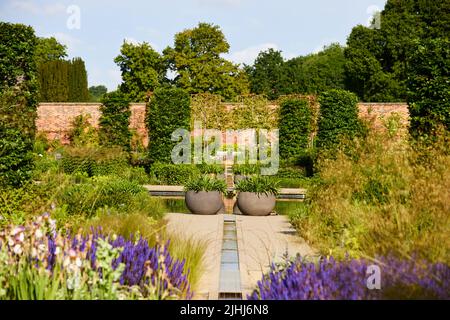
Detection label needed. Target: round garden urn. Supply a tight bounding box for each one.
[237,192,276,216]
[185,191,223,215]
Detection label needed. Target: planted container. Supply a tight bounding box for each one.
[235,176,280,216]
[184,176,227,215]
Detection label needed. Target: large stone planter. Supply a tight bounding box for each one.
[237,192,276,216]
[185,191,223,215]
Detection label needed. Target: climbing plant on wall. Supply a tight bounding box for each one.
[190,93,230,130]
[231,95,278,130]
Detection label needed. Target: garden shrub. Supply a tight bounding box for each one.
[99,91,131,151]
[147,88,190,164]
[61,146,128,177]
[316,89,362,151]
[407,38,450,142]
[279,98,312,159]
[58,175,162,218]
[0,23,38,187]
[149,163,200,185]
[68,114,98,147]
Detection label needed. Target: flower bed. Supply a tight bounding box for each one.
[248,255,449,300]
[0,214,191,300]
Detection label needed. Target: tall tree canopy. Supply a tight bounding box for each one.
[89,85,108,102]
[345,0,450,102]
[163,22,249,100]
[34,37,67,66]
[114,41,165,102]
[245,48,286,100]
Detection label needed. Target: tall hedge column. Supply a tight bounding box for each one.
[0,23,38,187]
[317,89,362,151]
[147,88,191,164]
[279,98,312,159]
[99,91,131,151]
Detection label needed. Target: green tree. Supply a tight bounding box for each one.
[279,98,312,159]
[38,60,70,102]
[147,88,191,164]
[68,57,89,102]
[245,48,286,100]
[89,85,108,102]
[317,89,362,151]
[344,0,450,102]
[407,38,450,141]
[34,37,67,66]
[285,44,346,95]
[99,91,131,150]
[0,22,38,187]
[163,22,249,100]
[114,41,165,102]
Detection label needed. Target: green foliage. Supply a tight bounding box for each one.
[67,114,99,147]
[99,91,131,150]
[284,44,346,95]
[147,88,191,164]
[38,58,89,102]
[61,146,128,177]
[190,93,229,130]
[279,98,312,159]
[34,37,67,66]
[89,85,107,102]
[58,175,163,218]
[0,23,38,187]
[235,175,280,196]
[68,58,89,102]
[196,163,224,175]
[232,163,260,175]
[317,89,362,151]
[245,48,286,100]
[115,41,165,102]
[231,95,278,129]
[407,38,450,141]
[184,175,227,194]
[344,0,450,102]
[164,22,249,100]
[38,60,70,102]
[150,163,200,185]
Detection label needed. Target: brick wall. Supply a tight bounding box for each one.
[36,102,409,146]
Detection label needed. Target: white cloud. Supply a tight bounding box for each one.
[10,0,65,16]
[225,43,279,66]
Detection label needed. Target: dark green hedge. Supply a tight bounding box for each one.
[0,23,38,187]
[279,98,312,159]
[317,89,362,151]
[99,91,131,151]
[407,38,450,141]
[147,88,191,164]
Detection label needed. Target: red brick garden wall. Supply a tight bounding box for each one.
[36,102,409,146]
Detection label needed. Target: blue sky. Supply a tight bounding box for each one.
[1,0,387,91]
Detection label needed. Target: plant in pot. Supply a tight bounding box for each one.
[197,163,225,179]
[232,163,260,184]
[184,176,227,215]
[235,176,280,216]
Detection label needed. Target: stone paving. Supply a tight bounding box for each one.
[164,212,315,300]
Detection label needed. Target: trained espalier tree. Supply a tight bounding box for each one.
[99,91,132,151]
[147,88,191,164]
[0,22,38,187]
[163,23,249,100]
